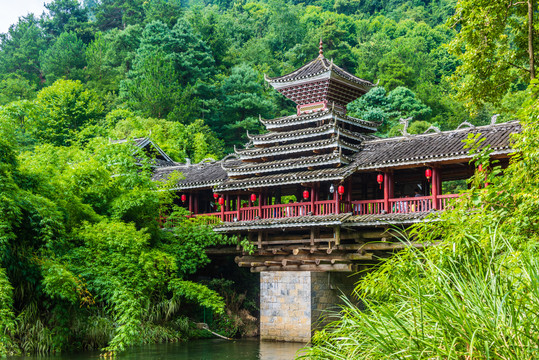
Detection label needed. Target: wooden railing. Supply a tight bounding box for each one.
[351,199,385,215]
[160,193,461,226]
[438,194,460,209]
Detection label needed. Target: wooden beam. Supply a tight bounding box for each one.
[250,263,357,272]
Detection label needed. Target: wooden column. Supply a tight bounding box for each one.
[225,194,230,211]
[310,184,315,215]
[188,192,193,215]
[258,192,262,218]
[432,168,440,210]
[334,186,340,214]
[220,198,225,221]
[345,178,352,213]
[334,226,341,246]
[236,195,241,221]
[383,172,391,213]
[193,191,198,215]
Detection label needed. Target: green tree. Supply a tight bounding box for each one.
[29,79,105,146]
[447,0,538,111]
[0,14,46,87]
[40,31,87,85]
[120,50,181,118]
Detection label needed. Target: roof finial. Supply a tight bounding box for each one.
[319,38,323,57]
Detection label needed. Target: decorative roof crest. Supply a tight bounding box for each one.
[456,121,475,130]
[491,114,500,125]
[319,38,323,57]
[423,125,441,134]
[399,117,413,138]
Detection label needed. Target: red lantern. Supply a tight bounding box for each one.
[337,185,344,195]
[250,193,257,202]
[377,174,384,189]
[181,194,187,202]
[213,193,219,200]
[478,164,483,172]
[303,190,310,200]
[425,168,432,182]
[218,197,224,206]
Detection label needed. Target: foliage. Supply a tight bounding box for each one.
[447,0,538,112]
[302,83,539,359]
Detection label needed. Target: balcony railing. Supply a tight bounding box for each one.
[159,194,461,227]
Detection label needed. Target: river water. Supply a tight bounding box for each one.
[9,339,307,360]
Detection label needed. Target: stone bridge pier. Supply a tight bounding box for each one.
[259,271,359,343]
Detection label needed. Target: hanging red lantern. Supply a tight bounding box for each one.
[425,168,432,182]
[181,194,187,202]
[250,193,257,202]
[213,193,219,200]
[337,185,344,195]
[303,190,310,200]
[218,197,224,206]
[377,174,384,189]
[478,164,483,172]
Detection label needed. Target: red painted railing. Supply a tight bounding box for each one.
[223,211,237,222]
[192,213,221,225]
[261,203,311,219]
[438,194,460,209]
[314,200,336,215]
[351,199,385,215]
[161,193,462,226]
[389,196,433,213]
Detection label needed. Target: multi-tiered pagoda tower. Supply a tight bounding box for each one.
[218,41,378,201]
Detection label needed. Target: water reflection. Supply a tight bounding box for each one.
[9,339,307,360]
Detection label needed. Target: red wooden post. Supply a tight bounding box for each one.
[193,191,198,215]
[220,199,225,221]
[334,186,340,214]
[225,195,230,211]
[258,193,262,218]
[188,192,193,215]
[310,185,315,215]
[236,195,241,221]
[346,178,352,212]
[388,172,394,199]
[383,172,390,213]
[432,168,439,210]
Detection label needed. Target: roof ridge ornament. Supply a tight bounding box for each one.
[423,125,441,134]
[399,117,413,138]
[220,154,240,171]
[319,38,323,57]
[491,114,500,125]
[456,121,475,130]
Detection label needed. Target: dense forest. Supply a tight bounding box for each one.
[0,0,537,356]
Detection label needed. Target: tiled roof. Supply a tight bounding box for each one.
[248,123,369,146]
[260,109,379,132]
[213,211,439,232]
[152,160,232,190]
[214,214,351,232]
[112,137,175,165]
[265,56,374,88]
[224,152,351,177]
[344,211,440,227]
[234,137,360,160]
[215,167,353,192]
[351,121,519,171]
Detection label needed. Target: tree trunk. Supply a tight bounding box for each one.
[529,0,536,79]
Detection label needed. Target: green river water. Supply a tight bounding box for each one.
[8,339,306,360]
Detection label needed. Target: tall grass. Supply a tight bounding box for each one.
[303,230,539,359]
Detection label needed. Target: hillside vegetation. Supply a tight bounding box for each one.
[0,0,537,356]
